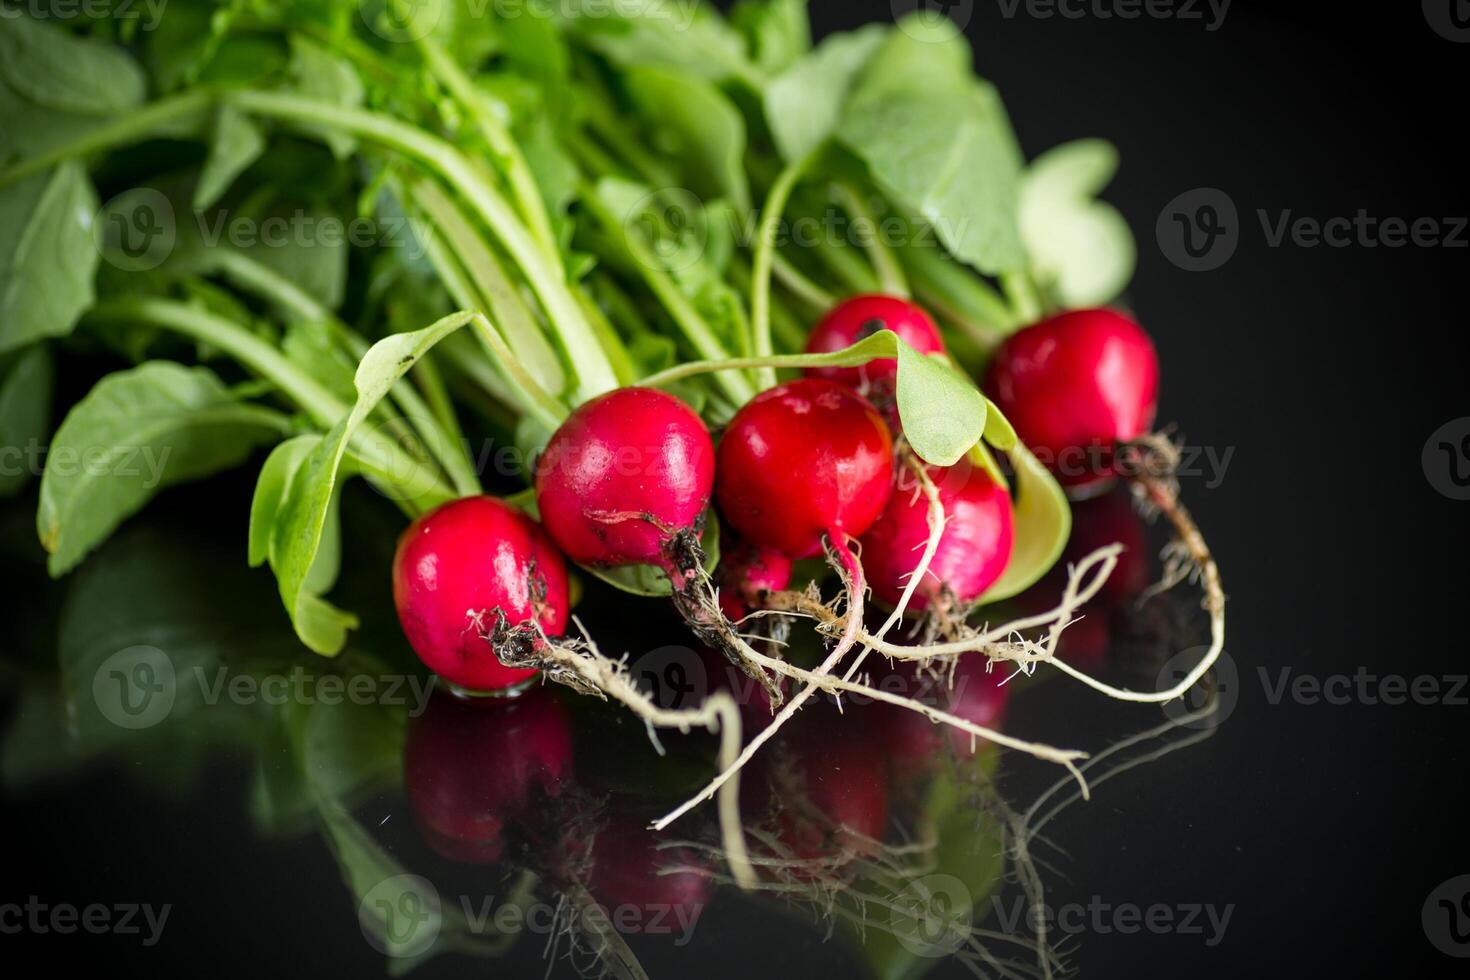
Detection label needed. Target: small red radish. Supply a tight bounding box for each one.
[535,387,714,580]
[803,294,945,391]
[717,379,894,560]
[404,688,573,863]
[393,496,569,694]
[716,532,793,620]
[984,308,1159,489]
[859,461,1015,613]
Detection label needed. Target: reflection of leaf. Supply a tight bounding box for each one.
[1020,139,1135,307]
[981,443,1070,602]
[0,346,54,498]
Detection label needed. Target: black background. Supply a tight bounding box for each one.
[4,1,1468,977]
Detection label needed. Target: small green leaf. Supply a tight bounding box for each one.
[269,312,474,655]
[0,346,54,498]
[38,362,284,576]
[249,436,319,569]
[1019,139,1136,307]
[194,105,266,210]
[287,35,363,159]
[624,65,751,212]
[981,443,1070,602]
[763,24,887,163]
[981,398,1018,451]
[0,162,99,355]
[730,0,811,73]
[0,15,145,114]
[896,344,987,467]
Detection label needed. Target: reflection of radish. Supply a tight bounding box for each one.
[803,294,945,391]
[859,461,1015,613]
[1066,488,1149,604]
[404,689,573,864]
[587,804,710,924]
[393,497,569,693]
[884,658,1011,764]
[765,707,891,862]
[984,308,1158,489]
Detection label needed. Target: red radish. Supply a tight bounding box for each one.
[859,461,1015,613]
[404,688,573,863]
[535,387,714,579]
[804,294,945,390]
[393,496,569,694]
[717,379,894,561]
[716,532,793,620]
[984,308,1159,489]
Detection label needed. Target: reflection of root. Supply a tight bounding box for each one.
[490,615,756,890]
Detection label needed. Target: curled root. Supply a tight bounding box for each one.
[487,613,757,890]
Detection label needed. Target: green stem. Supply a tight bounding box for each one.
[470,315,569,434]
[638,335,898,389]
[211,249,482,497]
[226,90,619,402]
[578,188,756,407]
[833,182,909,298]
[812,236,880,294]
[83,297,455,510]
[751,152,816,389]
[1002,270,1043,324]
[407,177,567,397]
[417,38,563,272]
[770,253,836,313]
[0,91,211,188]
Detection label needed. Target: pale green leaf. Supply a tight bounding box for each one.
[896,345,988,467]
[1019,139,1135,307]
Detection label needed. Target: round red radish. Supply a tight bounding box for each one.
[535,387,714,571]
[716,379,895,559]
[404,688,573,863]
[804,294,945,390]
[860,461,1015,612]
[984,308,1159,489]
[393,496,569,693]
[716,533,793,619]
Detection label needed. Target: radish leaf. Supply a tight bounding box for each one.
[980,442,1070,602]
[1019,139,1135,307]
[0,163,99,355]
[896,343,988,467]
[764,24,887,162]
[38,362,284,576]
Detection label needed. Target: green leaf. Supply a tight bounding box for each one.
[567,3,756,84]
[0,163,99,355]
[38,362,284,576]
[730,0,811,74]
[838,23,1027,275]
[895,344,988,467]
[581,512,721,598]
[286,35,363,160]
[1019,139,1136,307]
[763,24,887,162]
[624,65,751,212]
[194,105,266,210]
[0,346,54,497]
[981,442,1070,602]
[0,15,145,114]
[268,312,475,655]
[981,398,1018,451]
[248,435,319,569]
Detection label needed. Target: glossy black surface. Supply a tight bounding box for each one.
[4,3,1467,977]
